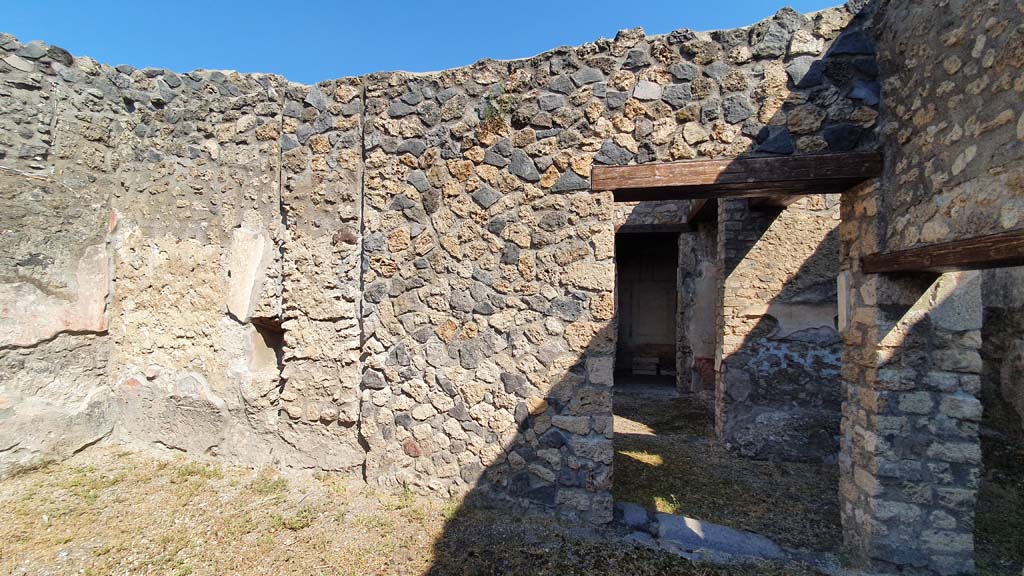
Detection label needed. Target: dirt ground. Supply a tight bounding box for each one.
[612,383,1024,575]
[975,431,1024,576]
[0,447,825,576]
[612,384,842,552]
[0,386,1015,576]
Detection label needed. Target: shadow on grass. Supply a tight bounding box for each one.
[611,389,842,553]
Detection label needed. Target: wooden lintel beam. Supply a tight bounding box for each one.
[592,152,882,194]
[861,229,1024,274]
[612,178,854,202]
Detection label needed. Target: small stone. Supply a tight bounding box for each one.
[632,80,662,101]
[407,170,430,193]
[669,62,698,81]
[823,124,863,151]
[304,86,327,111]
[510,150,540,182]
[471,186,501,208]
[594,141,634,165]
[789,29,824,55]
[662,84,692,108]
[550,171,589,192]
[389,100,416,117]
[682,122,709,145]
[571,67,605,86]
[787,56,824,87]
[830,29,874,55]
[757,126,794,154]
[623,48,650,69]
[538,93,566,112]
[753,23,790,58]
[16,41,47,60]
[3,54,34,72]
[943,55,963,75]
[548,75,575,94]
[848,80,881,106]
[362,370,387,390]
[397,139,427,156]
[606,91,628,109]
[722,95,754,124]
[483,149,509,167]
[616,501,652,530]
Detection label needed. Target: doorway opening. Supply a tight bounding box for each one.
[614,232,678,390]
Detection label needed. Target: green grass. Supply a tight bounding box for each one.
[975,435,1024,575]
[249,470,288,495]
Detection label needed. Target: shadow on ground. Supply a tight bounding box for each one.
[611,385,842,553]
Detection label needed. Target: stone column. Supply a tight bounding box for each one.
[839,187,983,575]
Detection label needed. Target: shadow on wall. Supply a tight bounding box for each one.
[839,267,986,574]
[401,5,886,574]
[716,204,845,463]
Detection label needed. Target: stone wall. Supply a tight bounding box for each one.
[980,267,1024,440]
[1,40,116,474]
[0,2,881,523]
[677,219,717,395]
[837,0,1024,573]
[717,195,844,462]
[874,0,1024,251]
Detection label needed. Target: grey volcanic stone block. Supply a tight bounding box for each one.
[550,171,589,192]
[655,513,784,559]
[624,531,658,549]
[616,501,652,530]
[571,67,605,86]
[787,56,824,88]
[510,150,540,182]
[594,141,634,165]
[757,126,794,154]
[830,29,874,55]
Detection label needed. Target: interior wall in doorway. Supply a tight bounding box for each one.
[615,233,679,380]
[678,220,719,396]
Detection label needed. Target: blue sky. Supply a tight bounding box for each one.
[5,1,839,83]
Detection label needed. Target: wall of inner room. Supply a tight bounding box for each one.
[981,267,1024,441]
[676,215,718,397]
[716,195,844,462]
[615,233,678,382]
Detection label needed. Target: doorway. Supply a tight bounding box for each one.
[615,232,678,388]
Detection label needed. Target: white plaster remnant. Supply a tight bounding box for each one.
[226,226,269,323]
[0,244,109,347]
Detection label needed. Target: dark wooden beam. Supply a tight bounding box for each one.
[592,152,882,202]
[612,178,854,202]
[861,229,1024,274]
[615,223,690,234]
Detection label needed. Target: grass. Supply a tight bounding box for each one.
[612,388,842,552]
[0,447,826,576]
[975,433,1024,575]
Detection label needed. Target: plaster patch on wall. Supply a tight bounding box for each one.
[0,244,109,347]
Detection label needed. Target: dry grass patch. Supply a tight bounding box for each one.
[0,447,830,576]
